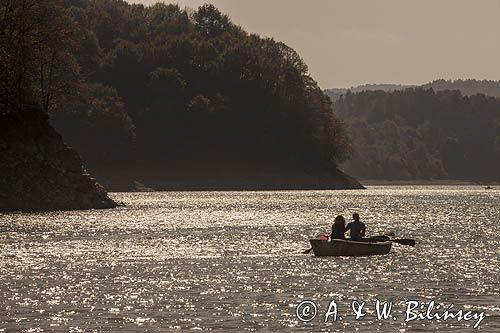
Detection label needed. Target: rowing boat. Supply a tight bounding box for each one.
[309,238,392,256]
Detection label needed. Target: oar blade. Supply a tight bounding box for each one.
[393,238,416,246]
[303,247,313,254]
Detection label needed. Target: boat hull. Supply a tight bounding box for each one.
[309,239,392,257]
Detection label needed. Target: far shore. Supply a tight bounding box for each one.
[360,179,499,186]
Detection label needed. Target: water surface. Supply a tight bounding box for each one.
[1,186,499,331]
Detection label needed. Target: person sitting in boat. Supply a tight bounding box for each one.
[330,215,346,239]
[346,213,366,241]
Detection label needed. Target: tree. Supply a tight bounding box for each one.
[192,4,230,38]
[0,0,80,113]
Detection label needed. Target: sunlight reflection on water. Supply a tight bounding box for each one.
[0,186,499,331]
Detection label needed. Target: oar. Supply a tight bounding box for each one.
[302,247,313,254]
[369,235,390,241]
[390,238,416,246]
[302,233,329,254]
[370,236,416,246]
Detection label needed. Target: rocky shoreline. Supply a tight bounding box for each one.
[90,168,365,192]
[0,108,117,212]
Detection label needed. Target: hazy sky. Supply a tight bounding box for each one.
[127,0,500,89]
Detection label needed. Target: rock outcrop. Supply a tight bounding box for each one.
[0,108,117,212]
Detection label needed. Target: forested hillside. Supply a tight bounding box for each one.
[2,0,360,190]
[335,88,500,181]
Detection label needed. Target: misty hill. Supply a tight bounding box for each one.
[422,79,500,98]
[334,88,500,181]
[39,1,361,190]
[325,84,412,102]
[325,79,500,101]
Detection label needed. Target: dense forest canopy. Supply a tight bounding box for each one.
[1,0,353,186]
[335,88,500,181]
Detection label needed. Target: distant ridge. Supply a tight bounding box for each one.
[325,79,500,101]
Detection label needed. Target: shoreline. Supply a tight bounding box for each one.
[360,179,498,186]
[90,169,365,192]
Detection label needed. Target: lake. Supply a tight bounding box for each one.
[1,186,499,332]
